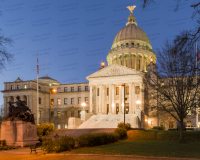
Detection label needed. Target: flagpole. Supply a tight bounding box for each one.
[196,41,198,128]
[37,53,39,125]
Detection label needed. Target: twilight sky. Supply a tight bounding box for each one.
[0,0,197,105]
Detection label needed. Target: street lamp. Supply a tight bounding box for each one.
[50,88,57,123]
[81,102,86,110]
[136,100,141,109]
[118,83,126,126]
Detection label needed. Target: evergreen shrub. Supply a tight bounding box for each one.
[114,128,127,139]
[37,123,54,140]
[117,122,131,130]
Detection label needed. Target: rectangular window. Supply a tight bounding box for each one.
[107,88,109,96]
[64,124,68,129]
[126,59,129,67]
[57,98,61,105]
[57,111,61,118]
[135,86,140,94]
[39,111,41,118]
[39,97,41,104]
[51,99,54,105]
[78,86,81,91]
[85,86,88,91]
[97,88,99,96]
[17,85,20,89]
[71,87,74,92]
[137,59,140,70]
[126,87,129,95]
[64,98,67,104]
[78,97,81,104]
[71,98,74,104]
[131,59,134,69]
[116,87,119,95]
[57,124,61,129]
[64,87,67,92]
[24,84,27,89]
[51,111,54,117]
[85,97,88,103]
[11,85,14,90]
[57,88,61,92]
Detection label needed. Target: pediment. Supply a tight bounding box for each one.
[86,64,144,80]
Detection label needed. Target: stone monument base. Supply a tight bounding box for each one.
[1,120,39,147]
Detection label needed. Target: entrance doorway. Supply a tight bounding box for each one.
[116,103,119,114]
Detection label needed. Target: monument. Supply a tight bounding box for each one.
[1,96,39,147]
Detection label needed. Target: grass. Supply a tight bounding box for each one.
[67,130,200,159]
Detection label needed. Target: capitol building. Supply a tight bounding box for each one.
[1,8,198,130]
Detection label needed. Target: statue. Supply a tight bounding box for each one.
[127,5,136,13]
[4,96,35,124]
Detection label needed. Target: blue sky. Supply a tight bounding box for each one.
[0,0,197,105]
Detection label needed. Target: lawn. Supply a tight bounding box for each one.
[70,140,200,159]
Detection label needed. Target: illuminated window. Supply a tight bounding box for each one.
[64,98,67,104]
[71,98,74,104]
[137,59,140,70]
[126,87,129,95]
[51,99,54,105]
[57,98,61,105]
[64,124,68,129]
[78,86,81,91]
[116,87,119,95]
[57,111,61,118]
[135,86,140,94]
[57,124,61,129]
[85,97,88,103]
[24,84,27,89]
[131,59,134,69]
[78,97,81,104]
[126,59,129,67]
[107,88,109,96]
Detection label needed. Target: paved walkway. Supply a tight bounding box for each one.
[0,147,199,160]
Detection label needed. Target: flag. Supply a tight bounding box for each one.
[37,55,39,75]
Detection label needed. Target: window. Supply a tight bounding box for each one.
[126,43,128,46]
[57,124,61,129]
[24,84,27,89]
[39,111,41,118]
[51,111,54,117]
[57,88,61,92]
[131,59,134,69]
[39,97,41,104]
[107,88,109,96]
[135,86,140,94]
[57,111,61,118]
[64,124,68,129]
[126,59,129,67]
[64,98,67,104]
[71,98,74,104]
[137,59,140,70]
[78,97,81,104]
[64,87,67,92]
[17,85,20,89]
[126,87,129,95]
[132,43,134,46]
[116,87,119,95]
[78,86,81,91]
[11,85,14,90]
[71,87,74,92]
[97,88,99,96]
[57,98,61,105]
[38,86,41,91]
[85,86,88,91]
[85,97,88,103]
[169,121,173,128]
[51,99,54,105]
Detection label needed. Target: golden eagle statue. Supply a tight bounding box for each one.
[126,5,136,13]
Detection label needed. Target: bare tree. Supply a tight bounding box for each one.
[146,40,200,142]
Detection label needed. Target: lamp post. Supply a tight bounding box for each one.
[50,88,57,123]
[136,100,141,109]
[118,83,126,126]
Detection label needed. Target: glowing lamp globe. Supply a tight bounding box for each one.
[150,57,154,63]
[101,61,105,67]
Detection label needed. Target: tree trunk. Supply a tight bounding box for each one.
[179,120,184,142]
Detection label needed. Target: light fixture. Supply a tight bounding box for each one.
[101,61,105,67]
[150,57,154,63]
[136,100,141,104]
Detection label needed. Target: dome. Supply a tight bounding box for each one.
[112,24,151,46]
[34,76,60,85]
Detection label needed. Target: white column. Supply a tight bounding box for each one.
[122,85,125,114]
[99,85,102,114]
[133,84,136,113]
[112,84,115,114]
[119,86,122,114]
[89,85,93,113]
[129,83,132,114]
[102,85,106,114]
[108,84,112,114]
